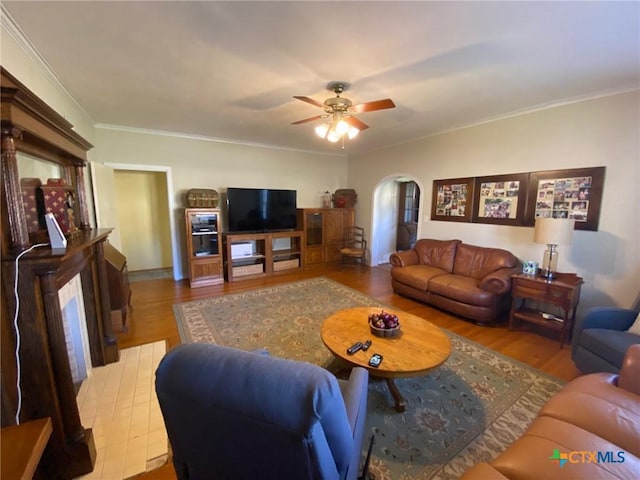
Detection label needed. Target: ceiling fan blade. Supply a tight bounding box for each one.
[291,115,325,125]
[351,99,396,114]
[346,116,369,131]
[293,96,324,108]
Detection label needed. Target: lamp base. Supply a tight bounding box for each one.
[541,244,559,280]
[540,268,556,280]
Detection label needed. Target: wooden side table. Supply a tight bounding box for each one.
[1,417,52,480]
[509,272,584,348]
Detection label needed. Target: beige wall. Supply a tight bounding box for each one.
[349,91,640,311]
[94,128,349,276]
[94,128,348,209]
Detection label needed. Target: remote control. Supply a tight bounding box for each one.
[347,342,364,355]
[362,340,372,351]
[368,353,383,368]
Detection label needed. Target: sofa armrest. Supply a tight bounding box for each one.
[338,367,369,480]
[389,249,419,267]
[572,307,637,355]
[478,268,517,294]
[338,367,369,433]
[575,307,636,331]
[617,344,640,396]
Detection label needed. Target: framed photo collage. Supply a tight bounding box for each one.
[431,167,605,231]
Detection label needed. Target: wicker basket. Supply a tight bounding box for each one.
[369,322,401,338]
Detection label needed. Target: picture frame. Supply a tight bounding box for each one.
[431,177,475,222]
[525,166,605,231]
[472,173,529,225]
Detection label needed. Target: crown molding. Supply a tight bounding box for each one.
[94,123,347,158]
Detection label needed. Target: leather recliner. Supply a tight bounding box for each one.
[155,343,370,480]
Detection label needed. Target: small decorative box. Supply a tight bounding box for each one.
[523,261,539,275]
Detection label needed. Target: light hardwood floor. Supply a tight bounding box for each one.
[125,265,581,480]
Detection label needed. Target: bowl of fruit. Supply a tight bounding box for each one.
[368,310,401,337]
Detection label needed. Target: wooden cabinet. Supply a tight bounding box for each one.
[185,209,223,287]
[509,272,584,347]
[298,208,355,269]
[104,242,132,332]
[223,231,303,282]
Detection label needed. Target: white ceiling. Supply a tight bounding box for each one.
[3,1,639,156]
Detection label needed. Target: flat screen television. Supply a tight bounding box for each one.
[226,187,297,233]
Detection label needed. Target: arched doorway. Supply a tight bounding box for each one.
[370,175,423,266]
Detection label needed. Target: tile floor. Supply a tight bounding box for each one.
[76,341,169,479]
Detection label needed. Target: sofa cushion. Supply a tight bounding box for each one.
[558,371,640,417]
[579,329,640,369]
[452,243,517,280]
[390,265,447,291]
[428,274,495,307]
[540,391,640,457]
[490,416,640,480]
[413,239,460,272]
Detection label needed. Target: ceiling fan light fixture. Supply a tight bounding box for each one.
[326,129,341,143]
[315,123,329,138]
[293,82,395,145]
[334,118,350,136]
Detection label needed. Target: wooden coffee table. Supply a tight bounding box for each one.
[321,306,451,412]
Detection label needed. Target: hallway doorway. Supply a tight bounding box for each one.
[371,176,423,266]
[93,162,182,280]
[396,180,420,251]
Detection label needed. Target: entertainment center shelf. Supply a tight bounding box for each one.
[185,208,223,288]
[223,231,303,282]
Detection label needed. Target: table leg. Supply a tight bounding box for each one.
[386,378,406,412]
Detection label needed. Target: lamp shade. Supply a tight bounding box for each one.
[533,217,575,245]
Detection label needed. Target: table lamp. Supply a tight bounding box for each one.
[533,217,574,279]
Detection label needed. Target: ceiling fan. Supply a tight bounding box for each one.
[291,82,395,143]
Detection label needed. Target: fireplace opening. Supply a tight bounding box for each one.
[58,274,92,389]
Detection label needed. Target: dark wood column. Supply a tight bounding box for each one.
[1,128,29,250]
[74,164,91,230]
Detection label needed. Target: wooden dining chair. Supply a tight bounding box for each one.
[340,226,367,268]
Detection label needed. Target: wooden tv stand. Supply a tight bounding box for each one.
[223,231,303,282]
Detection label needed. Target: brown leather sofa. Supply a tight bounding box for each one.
[389,239,519,324]
[460,344,640,479]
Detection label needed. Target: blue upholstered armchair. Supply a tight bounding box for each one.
[155,343,370,480]
[571,307,640,374]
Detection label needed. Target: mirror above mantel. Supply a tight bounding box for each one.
[1,67,93,252]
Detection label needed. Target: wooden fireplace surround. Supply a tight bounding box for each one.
[1,68,119,478]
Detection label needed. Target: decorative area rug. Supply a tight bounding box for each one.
[173,278,564,479]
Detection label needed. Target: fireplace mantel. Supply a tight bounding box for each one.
[1,68,117,478]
